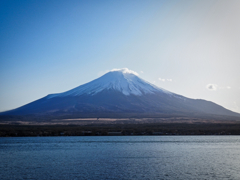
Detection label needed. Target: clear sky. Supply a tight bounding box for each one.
[0,0,240,113]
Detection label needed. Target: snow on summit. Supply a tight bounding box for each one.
[48,68,171,98]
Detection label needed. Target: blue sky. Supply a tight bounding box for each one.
[1,0,240,113]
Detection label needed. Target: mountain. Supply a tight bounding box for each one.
[1,68,239,118]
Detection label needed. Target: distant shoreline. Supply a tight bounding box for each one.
[1,117,240,125]
[1,119,240,137]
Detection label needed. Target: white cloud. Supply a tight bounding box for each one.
[140,71,143,73]
[98,68,139,77]
[206,84,218,91]
[159,78,172,82]
[110,68,139,76]
[219,86,232,90]
[158,78,165,82]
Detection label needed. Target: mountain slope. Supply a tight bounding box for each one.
[48,68,171,97]
[1,68,239,118]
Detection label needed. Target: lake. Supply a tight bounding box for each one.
[0,136,240,180]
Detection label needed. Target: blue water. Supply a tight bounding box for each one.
[0,136,240,180]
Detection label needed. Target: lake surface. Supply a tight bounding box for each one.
[0,136,240,180]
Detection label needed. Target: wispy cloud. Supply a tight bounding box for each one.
[206,84,218,91]
[110,68,139,76]
[98,68,139,77]
[206,84,232,91]
[159,78,172,82]
[219,86,232,90]
[140,71,143,73]
[158,78,165,82]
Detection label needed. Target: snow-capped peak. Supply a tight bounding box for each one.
[48,68,172,98]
